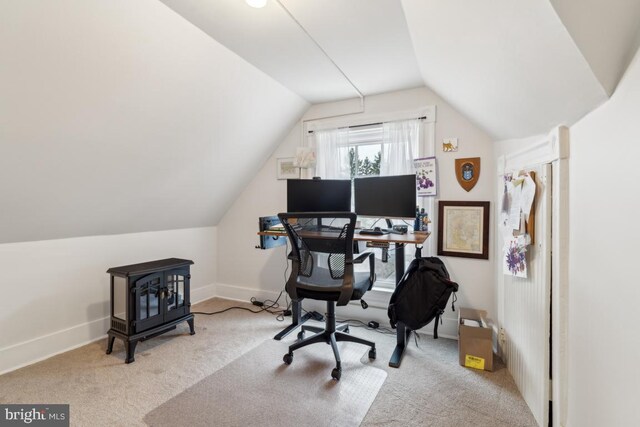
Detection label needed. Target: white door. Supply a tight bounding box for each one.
[497,163,552,426]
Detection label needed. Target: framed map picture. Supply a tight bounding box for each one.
[437,201,490,259]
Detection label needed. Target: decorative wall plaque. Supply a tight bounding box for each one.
[455,157,480,192]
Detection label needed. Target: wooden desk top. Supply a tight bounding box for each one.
[258,229,430,245]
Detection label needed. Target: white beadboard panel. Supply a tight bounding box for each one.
[498,163,552,427]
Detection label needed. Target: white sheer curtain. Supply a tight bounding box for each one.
[382,118,435,256]
[381,119,420,175]
[312,118,435,255]
[313,127,351,179]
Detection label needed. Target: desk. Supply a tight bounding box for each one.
[257,229,430,368]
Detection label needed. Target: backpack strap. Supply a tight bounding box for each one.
[433,309,446,339]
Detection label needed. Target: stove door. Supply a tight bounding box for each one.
[134,272,164,332]
[164,268,190,322]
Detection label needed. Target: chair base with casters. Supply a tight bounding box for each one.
[282,300,376,381]
[278,211,377,381]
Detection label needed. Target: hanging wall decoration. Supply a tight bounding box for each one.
[413,156,437,196]
[455,157,481,192]
[276,157,299,180]
[442,138,458,152]
[503,235,528,278]
[437,200,490,259]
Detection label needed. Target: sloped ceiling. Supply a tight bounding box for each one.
[160,0,424,102]
[401,0,609,140]
[3,0,640,243]
[549,0,640,96]
[0,0,308,244]
[163,0,640,140]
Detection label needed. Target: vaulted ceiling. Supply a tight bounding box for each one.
[162,0,640,140]
[3,0,640,244]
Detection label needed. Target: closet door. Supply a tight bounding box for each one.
[497,163,552,427]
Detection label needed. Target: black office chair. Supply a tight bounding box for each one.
[278,212,376,381]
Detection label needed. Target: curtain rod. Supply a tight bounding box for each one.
[307,116,427,134]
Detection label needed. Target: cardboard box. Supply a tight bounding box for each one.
[458,307,494,371]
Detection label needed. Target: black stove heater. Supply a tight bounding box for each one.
[106,258,195,363]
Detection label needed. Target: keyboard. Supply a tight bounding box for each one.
[359,229,386,236]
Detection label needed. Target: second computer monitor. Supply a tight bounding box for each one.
[287,179,352,212]
[354,174,416,219]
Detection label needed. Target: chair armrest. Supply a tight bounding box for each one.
[349,252,375,290]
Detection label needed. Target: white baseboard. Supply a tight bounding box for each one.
[0,282,217,376]
[215,282,459,340]
[0,281,455,376]
[191,283,217,305]
[0,316,109,376]
[215,283,283,304]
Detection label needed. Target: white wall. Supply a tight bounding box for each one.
[0,227,217,375]
[0,0,307,244]
[566,48,640,426]
[217,86,495,337]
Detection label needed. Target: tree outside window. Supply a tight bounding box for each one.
[349,147,381,178]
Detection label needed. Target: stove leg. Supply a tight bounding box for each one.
[106,335,115,355]
[125,340,137,364]
[187,318,195,335]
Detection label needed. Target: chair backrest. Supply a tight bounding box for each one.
[278,212,357,304]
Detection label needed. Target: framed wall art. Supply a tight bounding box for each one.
[437,201,490,259]
[276,157,300,180]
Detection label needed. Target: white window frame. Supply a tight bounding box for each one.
[302,107,437,304]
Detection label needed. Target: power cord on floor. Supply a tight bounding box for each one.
[335,318,396,336]
[192,292,288,321]
[194,239,294,321]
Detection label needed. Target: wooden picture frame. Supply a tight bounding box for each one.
[437,201,490,259]
[276,157,299,180]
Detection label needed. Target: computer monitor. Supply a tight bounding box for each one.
[287,179,352,212]
[354,174,416,219]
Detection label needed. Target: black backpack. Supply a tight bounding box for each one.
[388,257,458,338]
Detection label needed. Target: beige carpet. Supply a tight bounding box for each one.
[0,298,537,427]
[144,339,386,427]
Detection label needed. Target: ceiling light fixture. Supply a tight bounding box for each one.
[246,0,268,8]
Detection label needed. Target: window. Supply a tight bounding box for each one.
[312,120,423,289]
[348,125,383,178]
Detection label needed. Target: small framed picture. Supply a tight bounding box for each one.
[437,201,490,259]
[442,138,458,152]
[276,157,299,180]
